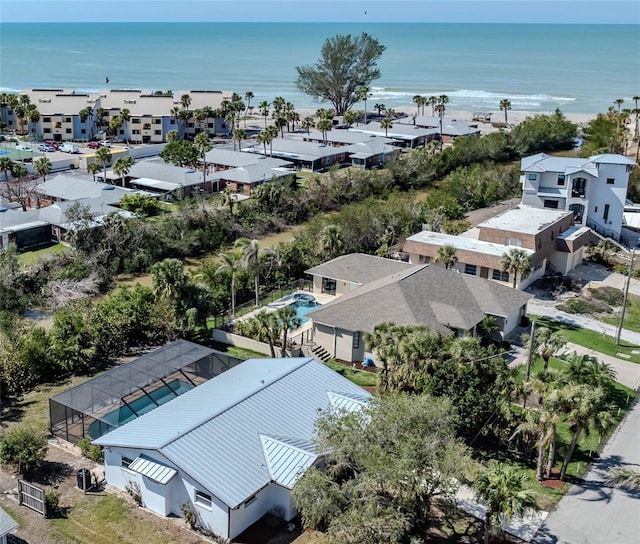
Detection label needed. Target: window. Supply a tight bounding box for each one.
[170,119,175,124]
[528,173,537,181]
[65,128,71,134]
[133,129,140,135]
[464,264,477,275]
[64,117,71,122]
[505,237,521,247]
[195,490,212,509]
[322,277,336,295]
[154,130,161,135]
[81,129,86,134]
[153,119,161,124]
[132,118,140,124]
[121,456,133,469]
[543,200,559,209]
[551,231,554,240]
[43,117,51,122]
[492,270,509,282]
[353,332,361,349]
[604,204,610,221]
[419,255,431,264]
[557,174,566,186]
[244,495,257,508]
[607,178,615,184]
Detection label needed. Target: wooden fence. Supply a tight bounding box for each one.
[18,479,47,517]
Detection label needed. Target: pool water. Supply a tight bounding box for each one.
[293,301,320,324]
[88,379,194,439]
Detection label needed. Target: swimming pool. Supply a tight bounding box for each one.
[88,378,194,439]
[293,301,320,324]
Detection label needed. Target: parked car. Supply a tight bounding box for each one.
[37,143,56,152]
[16,143,33,151]
[59,142,80,154]
[99,140,112,148]
[44,140,60,149]
[87,141,102,149]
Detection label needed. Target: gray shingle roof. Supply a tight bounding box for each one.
[37,174,140,204]
[307,265,531,333]
[305,253,418,285]
[94,357,370,508]
[204,148,291,168]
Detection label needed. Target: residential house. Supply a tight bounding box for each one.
[396,115,482,143]
[348,121,437,148]
[0,507,18,544]
[301,129,394,148]
[127,159,218,196]
[403,206,593,289]
[343,139,398,169]
[520,152,636,241]
[94,357,370,540]
[247,138,350,171]
[304,254,531,363]
[36,174,146,206]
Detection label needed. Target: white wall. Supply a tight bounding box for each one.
[228,483,295,539]
[586,163,629,239]
[211,329,270,355]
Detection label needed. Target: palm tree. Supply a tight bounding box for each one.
[435,103,445,148]
[215,251,243,317]
[473,461,539,544]
[501,248,532,289]
[413,94,424,116]
[94,146,112,184]
[113,156,134,187]
[427,95,437,117]
[614,98,624,113]
[221,188,236,215]
[265,125,278,157]
[258,100,270,128]
[606,467,640,490]
[79,106,93,141]
[243,91,254,127]
[633,95,640,137]
[374,103,385,116]
[435,244,458,270]
[27,104,40,138]
[561,353,616,389]
[236,238,273,307]
[319,224,344,259]
[180,93,192,112]
[251,311,279,357]
[87,162,100,182]
[166,129,180,143]
[119,107,130,143]
[194,131,212,186]
[559,385,616,480]
[358,86,371,124]
[275,306,302,357]
[170,106,181,135]
[317,118,332,143]
[34,156,51,182]
[233,128,246,152]
[150,258,188,302]
[522,326,566,371]
[0,157,14,181]
[438,94,449,116]
[380,116,393,137]
[499,99,512,125]
[301,116,315,134]
[256,130,269,156]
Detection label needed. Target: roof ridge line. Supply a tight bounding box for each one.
[160,358,315,448]
[259,433,317,456]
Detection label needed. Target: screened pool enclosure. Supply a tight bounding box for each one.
[50,340,243,443]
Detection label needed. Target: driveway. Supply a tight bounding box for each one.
[534,397,640,544]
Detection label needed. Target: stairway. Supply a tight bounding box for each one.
[308,343,332,362]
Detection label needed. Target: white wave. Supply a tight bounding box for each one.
[75,88,101,94]
[443,89,576,103]
[369,87,576,105]
[0,86,21,93]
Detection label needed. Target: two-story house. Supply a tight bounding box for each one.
[520,153,636,241]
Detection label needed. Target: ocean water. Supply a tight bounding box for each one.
[0,23,638,114]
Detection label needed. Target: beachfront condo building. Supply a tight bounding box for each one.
[520,152,636,242]
[5,89,233,144]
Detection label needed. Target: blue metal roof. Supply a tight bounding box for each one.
[129,454,177,485]
[95,357,370,508]
[0,507,17,536]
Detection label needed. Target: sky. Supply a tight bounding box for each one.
[1,0,639,24]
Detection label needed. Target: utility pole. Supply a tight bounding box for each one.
[523,320,535,409]
[616,248,635,345]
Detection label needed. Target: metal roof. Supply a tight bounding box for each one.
[260,435,317,489]
[95,357,371,508]
[129,454,177,485]
[0,506,18,536]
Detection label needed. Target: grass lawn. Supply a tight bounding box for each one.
[48,495,203,544]
[18,243,68,268]
[530,316,640,364]
[324,360,378,388]
[601,293,640,333]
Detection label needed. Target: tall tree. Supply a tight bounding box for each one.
[295,33,386,115]
[473,461,538,544]
[499,99,512,125]
[243,91,254,127]
[358,85,371,124]
[215,251,243,317]
[258,100,270,128]
[94,146,112,184]
[87,162,101,182]
[113,156,134,187]
[435,244,458,269]
[319,224,344,259]
[275,306,302,357]
[522,326,566,371]
[194,131,212,187]
[34,156,51,183]
[119,107,131,143]
[236,238,273,307]
[380,116,392,137]
[0,157,14,181]
[427,95,437,117]
[501,248,532,288]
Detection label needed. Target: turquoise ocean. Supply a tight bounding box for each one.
[0,23,638,114]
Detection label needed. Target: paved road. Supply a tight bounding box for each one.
[534,396,640,544]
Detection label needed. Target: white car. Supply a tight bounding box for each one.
[99,140,112,148]
[16,143,33,151]
[37,143,56,152]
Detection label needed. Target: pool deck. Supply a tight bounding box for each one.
[237,291,336,322]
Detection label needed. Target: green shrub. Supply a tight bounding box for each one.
[0,424,48,478]
[589,286,624,306]
[45,490,60,515]
[558,297,611,314]
[77,438,102,462]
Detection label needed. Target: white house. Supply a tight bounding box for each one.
[520,152,636,241]
[94,357,370,540]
